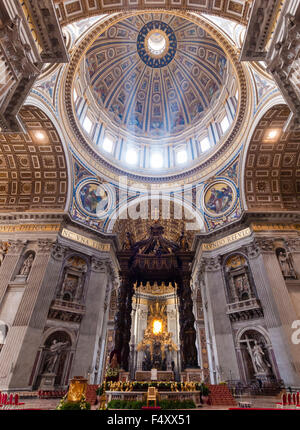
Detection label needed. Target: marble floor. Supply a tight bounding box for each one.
[0,395,285,410]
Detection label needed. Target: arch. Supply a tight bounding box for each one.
[40,327,76,348]
[240,93,286,209]
[18,250,35,275]
[54,1,251,27]
[223,251,249,267]
[235,325,272,348]
[0,105,69,213]
[108,194,205,244]
[25,96,73,212]
[244,104,300,211]
[62,252,89,268]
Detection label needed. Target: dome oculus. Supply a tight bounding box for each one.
[146,30,168,57]
[137,21,176,68]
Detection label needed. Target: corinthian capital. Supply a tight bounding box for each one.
[7,240,26,254]
[201,255,222,271]
[51,242,68,260]
[37,239,55,254]
[241,241,261,259]
[254,238,275,253]
[285,238,300,253]
[91,257,105,273]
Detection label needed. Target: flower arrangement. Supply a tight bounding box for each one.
[56,394,91,410]
[96,380,204,395]
[105,365,119,378]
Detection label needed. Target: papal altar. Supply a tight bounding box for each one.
[105,390,201,406]
[135,371,174,381]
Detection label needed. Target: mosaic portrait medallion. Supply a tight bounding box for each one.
[76,180,113,218]
[204,181,235,216]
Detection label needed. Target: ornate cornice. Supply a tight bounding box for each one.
[55,2,251,27]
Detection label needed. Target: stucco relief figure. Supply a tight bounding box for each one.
[278,251,296,279]
[250,341,271,374]
[44,339,69,373]
[0,243,7,266]
[19,253,34,276]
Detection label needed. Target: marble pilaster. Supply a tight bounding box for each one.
[0,239,62,390]
[252,239,300,384]
[71,258,109,378]
[201,256,240,381]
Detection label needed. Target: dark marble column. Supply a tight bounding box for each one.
[121,283,134,371]
[177,275,199,370]
[114,275,129,367]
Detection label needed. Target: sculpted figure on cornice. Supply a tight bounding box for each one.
[270,14,300,78]
[267,13,300,129]
[0,16,40,78]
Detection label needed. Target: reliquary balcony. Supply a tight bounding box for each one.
[226,297,264,322]
[47,299,86,323]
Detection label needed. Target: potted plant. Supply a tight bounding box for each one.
[200,383,210,405]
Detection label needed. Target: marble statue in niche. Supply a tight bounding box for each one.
[239,330,275,384]
[0,242,8,266]
[43,339,70,373]
[250,340,272,374]
[276,248,297,279]
[19,253,34,278]
[142,345,152,371]
[0,322,8,352]
[37,331,72,390]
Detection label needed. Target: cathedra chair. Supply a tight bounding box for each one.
[147,387,158,407]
